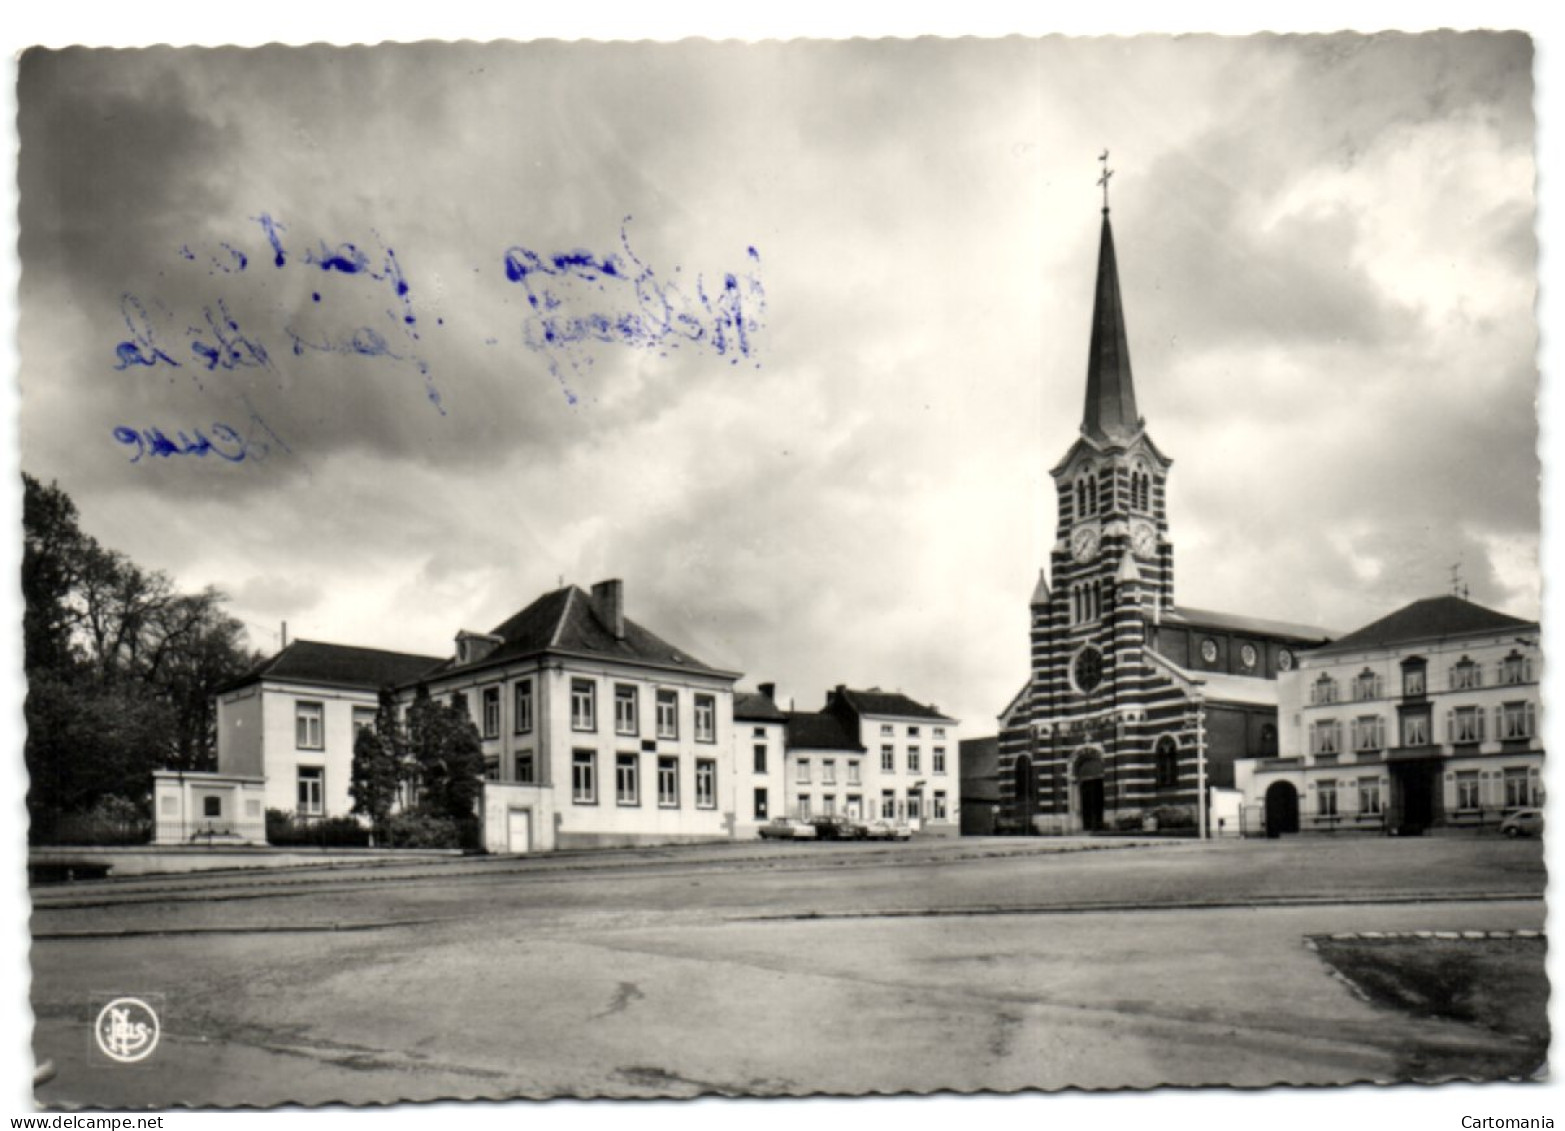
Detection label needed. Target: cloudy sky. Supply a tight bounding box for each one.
[15,32,1538,728]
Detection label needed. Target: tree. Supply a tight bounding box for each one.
[21,473,260,840]
[350,686,403,842]
[404,686,485,825]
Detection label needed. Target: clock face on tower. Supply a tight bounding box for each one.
[1071,527,1101,563]
[1130,521,1157,559]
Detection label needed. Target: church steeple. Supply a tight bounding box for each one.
[1081,210,1142,444]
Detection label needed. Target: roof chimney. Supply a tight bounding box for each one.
[590,579,626,639]
[759,682,777,702]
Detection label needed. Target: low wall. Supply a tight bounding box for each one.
[29,845,462,879]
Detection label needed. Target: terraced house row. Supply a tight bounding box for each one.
[153,578,961,852]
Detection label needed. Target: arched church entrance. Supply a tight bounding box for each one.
[1073,749,1106,833]
[1264,781,1300,837]
[1011,754,1038,834]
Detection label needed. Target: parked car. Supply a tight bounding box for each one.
[811,816,868,841]
[1500,808,1544,838]
[863,820,912,841]
[759,817,818,840]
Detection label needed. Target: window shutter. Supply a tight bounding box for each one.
[1445,709,1453,744]
[1477,709,1486,742]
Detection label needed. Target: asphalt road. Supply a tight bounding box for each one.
[28,835,1548,1107]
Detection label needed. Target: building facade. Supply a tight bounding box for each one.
[786,687,961,833]
[1237,596,1544,836]
[997,199,1331,836]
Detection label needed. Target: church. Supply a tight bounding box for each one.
[997,182,1333,836]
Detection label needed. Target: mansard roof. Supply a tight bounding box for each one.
[785,711,866,752]
[226,639,444,693]
[1313,595,1536,657]
[828,685,956,723]
[418,584,738,683]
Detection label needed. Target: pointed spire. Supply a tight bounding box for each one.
[1031,569,1051,607]
[1082,199,1143,444]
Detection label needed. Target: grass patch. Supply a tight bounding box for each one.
[1314,935,1549,1080]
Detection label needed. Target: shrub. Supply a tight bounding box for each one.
[36,795,151,846]
[265,809,371,848]
[1149,805,1196,830]
[385,809,460,849]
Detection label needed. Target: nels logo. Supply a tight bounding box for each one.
[94,997,161,1064]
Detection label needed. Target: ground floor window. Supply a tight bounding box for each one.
[658,756,680,807]
[754,788,768,820]
[881,790,896,819]
[297,766,324,816]
[1455,770,1481,811]
[907,792,923,820]
[1316,779,1337,818]
[616,753,640,806]
[203,795,222,818]
[695,759,717,809]
[1503,767,1530,808]
[933,791,948,820]
[572,750,597,804]
[797,795,811,820]
[1358,778,1382,816]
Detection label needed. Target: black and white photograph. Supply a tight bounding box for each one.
[6,8,1558,1121]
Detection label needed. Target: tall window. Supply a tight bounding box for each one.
[1455,771,1481,810]
[881,745,895,772]
[658,756,679,807]
[1155,736,1179,788]
[352,706,376,735]
[797,758,811,784]
[847,759,861,785]
[1351,670,1382,701]
[754,788,769,820]
[1358,778,1382,816]
[1311,676,1339,706]
[881,791,896,819]
[1450,657,1481,690]
[907,791,923,820]
[932,747,946,773]
[571,679,596,732]
[695,759,717,808]
[514,679,534,734]
[1501,701,1536,741]
[1309,720,1341,756]
[1401,658,1427,697]
[797,795,811,820]
[1351,716,1385,752]
[483,755,500,782]
[1400,708,1431,747]
[1316,779,1338,818]
[514,750,536,785]
[296,702,324,750]
[1449,706,1484,745]
[821,759,836,785]
[616,753,640,806]
[615,685,639,736]
[907,747,921,773]
[482,686,501,739]
[821,795,836,817]
[933,791,948,820]
[753,744,768,773]
[571,750,597,803]
[297,766,324,815]
[1500,650,1532,685]
[1504,767,1530,808]
[656,689,678,739]
[694,694,716,743]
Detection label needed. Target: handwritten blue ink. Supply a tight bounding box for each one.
[113,294,181,370]
[113,423,248,464]
[189,299,271,371]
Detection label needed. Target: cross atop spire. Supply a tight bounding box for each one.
[1098,149,1114,214]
